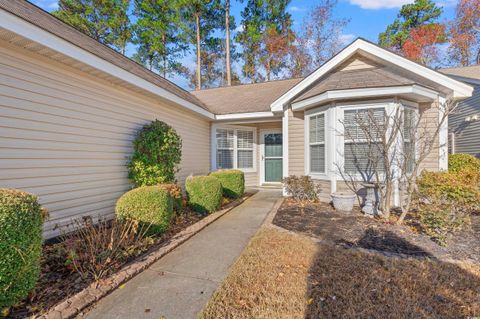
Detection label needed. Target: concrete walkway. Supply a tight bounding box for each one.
[82,189,281,319]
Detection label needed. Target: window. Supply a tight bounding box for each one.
[309,113,326,173]
[215,128,255,170]
[344,108,385,175]
[216,129,234,169]
[237,130,254,168]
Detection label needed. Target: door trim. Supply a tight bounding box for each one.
[259,129,283,185]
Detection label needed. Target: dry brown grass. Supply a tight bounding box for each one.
[200,228,480,319]
[200,228,318,319]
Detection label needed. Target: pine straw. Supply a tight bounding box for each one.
[200,228,480,319]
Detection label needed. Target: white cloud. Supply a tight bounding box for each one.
[235,24,244,33]
[30,0,59,11]
[288,6,306,12]
[349,0,413,10]
[339,34,356,45]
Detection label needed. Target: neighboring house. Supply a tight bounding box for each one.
[440,65,480,157]
[0,1,473,238]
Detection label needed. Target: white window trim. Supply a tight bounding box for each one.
[211,124,257,173]
[305,110,328,179]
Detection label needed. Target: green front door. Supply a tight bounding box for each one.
[264,133,283,182]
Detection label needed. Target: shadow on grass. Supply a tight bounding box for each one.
[305,231,480,319]
[338,228,433,257]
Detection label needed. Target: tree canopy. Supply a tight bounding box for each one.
[378,0,443,51]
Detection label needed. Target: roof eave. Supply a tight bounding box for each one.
[0,8,215,119]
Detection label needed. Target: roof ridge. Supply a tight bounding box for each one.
[191,77,303,93]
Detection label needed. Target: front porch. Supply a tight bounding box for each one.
[211,119,284,188]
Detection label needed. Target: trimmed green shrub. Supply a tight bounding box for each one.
[417,170,480,211]
[186,176,223,213]
[0,189,45,310]
[209,169,245,198]
[115,186,173,235]
[448,153,480,173]
[157,183,183,213]
[128,120,182,187]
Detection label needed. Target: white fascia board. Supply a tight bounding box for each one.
[0,10,215,119]
[271,39,473,112]
[214,111,276,121]
[444,75,480,86]
[291,85,439,111]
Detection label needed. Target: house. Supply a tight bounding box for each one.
[0,1,473,238]
[440,65,480,157]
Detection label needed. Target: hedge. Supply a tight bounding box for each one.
[448,153,480,173]
[128,120,182,187]
[0,189,45,310]
[209,169,245,198]
[185,176,223,213]
[115,186,173,235]
[157,183,183,213]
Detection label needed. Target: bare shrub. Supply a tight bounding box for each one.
[61,217,152,280]
[283,175,321,202]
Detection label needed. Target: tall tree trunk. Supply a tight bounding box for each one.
[162,34,167,78]
[225,0,232,86]
[195,13,202,90]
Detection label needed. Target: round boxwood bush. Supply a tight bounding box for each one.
[209,169,245,198]
[185,176,223,213]
[115,186,173,235]
[157,183,183,213]
[0,189,45,310]
[128,120,182,187]
[448,153,480,173]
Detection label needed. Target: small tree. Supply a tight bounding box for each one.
[128,120,182,187]
[336,99,457,224]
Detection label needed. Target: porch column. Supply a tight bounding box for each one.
[282,108,289,196]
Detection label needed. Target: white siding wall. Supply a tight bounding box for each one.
[0,41,210,238]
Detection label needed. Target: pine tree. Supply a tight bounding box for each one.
[133,0,186,77]
[54,0,131,54]
[236,0,265,83]
[259,0,294,81]
[179,0,224,90]
[378,0,443,51]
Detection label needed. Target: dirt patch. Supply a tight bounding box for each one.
[273,199,480,262]
[201,228,480,319]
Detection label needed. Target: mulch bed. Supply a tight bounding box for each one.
[272,199,480,262]
[8,197,242,319]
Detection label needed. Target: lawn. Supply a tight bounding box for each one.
[200,228,480,319]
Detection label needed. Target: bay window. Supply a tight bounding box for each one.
[215,127,255,171]
[344,108,385,175]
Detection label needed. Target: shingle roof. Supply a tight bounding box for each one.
[0,0,209,111]
[440,65,480,80]
[293,67,416,103]
[191,78,302,114]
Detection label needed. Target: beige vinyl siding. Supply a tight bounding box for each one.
[338,55,378,71]
[418,102,440,171]
[0,41,210,238]
[288,109,305,175]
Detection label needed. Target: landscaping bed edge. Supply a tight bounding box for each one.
[37,193,254,319]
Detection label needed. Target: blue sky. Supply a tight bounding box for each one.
[29,0,457,89]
